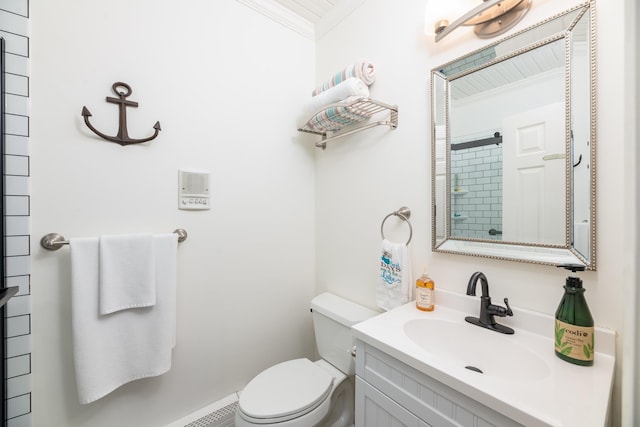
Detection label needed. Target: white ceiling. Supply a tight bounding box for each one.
[237,0,365,40]
[272,0,344,24]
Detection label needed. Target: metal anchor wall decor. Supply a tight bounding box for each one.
[82,82,161,146]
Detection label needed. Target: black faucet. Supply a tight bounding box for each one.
[465,272,514,334]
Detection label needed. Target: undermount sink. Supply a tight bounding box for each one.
[403,318,550,381]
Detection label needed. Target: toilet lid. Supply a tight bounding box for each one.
[239,358,334,421]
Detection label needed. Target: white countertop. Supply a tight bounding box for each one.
[352,289,616,427]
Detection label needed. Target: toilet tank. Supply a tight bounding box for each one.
[310,293,379,375]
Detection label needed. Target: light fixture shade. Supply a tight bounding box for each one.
[434,0,532,42]
[464,0,524,26]
[474,0,532,39]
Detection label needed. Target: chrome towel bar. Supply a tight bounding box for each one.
[40,228,188,251]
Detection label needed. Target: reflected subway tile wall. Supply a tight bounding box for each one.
[450,144,502,240]
[0,0,32,425]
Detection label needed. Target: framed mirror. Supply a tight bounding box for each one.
[431,1,596,269]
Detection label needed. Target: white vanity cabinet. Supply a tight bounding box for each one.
[355,340,522,427]
[352,293,616,426]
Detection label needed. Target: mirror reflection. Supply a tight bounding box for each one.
[449,39,565,245]
[431,2,596,268]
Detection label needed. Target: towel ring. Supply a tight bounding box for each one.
[380,207,412,245]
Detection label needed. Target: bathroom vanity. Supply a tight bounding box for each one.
[352,289,615,427]
[355,342,522,426]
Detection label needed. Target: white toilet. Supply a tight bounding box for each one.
[235,292,378,427]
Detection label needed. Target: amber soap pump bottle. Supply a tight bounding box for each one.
[416,266,435,311]
[554,264,594,366]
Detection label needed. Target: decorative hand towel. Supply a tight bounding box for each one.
[312,61,376,96]
[99,233,155,315]
[70,233,178,404]
[299,78,370,126]
[305,96,373,132]
[377,239,412,311]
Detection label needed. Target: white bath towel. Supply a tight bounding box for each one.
[70,233,178,404]
[99,233,155,315]
[377,239,412,311]
[312,61,376,96]
[298,78,370,127]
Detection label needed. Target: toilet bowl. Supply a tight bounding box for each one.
[235,359,352,427]
[235,293,378,427]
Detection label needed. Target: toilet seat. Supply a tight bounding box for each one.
[237,358,334,424]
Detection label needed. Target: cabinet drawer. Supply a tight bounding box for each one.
[356,340,522,427]
[356,377,428,427]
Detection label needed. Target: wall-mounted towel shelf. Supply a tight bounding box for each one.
[40,228,188,251]
[297,98,398,150]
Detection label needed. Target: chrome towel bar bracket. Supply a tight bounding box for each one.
[380,207,412,245]
[40,228,188,251]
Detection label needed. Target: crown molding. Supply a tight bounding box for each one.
[235,0,315,40]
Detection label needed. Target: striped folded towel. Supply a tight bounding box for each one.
[305,96,372,132]
[312,61,376,96]
[302,78,370,119]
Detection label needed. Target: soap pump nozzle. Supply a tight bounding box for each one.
[558,263,585,288]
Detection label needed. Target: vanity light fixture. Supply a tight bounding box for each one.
[434,0,532,43]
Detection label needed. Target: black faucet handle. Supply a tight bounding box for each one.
[503,298,513,317]
[487,297,513,317]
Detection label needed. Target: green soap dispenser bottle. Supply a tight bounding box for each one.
[554,264,594,366]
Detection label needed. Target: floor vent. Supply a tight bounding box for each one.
[184,401,237,427]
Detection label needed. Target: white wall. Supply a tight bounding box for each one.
[24,0,637,426]
[30,1,316,426]
[315,1,631,425]
[622,0,640,424]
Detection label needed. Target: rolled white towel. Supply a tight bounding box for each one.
[305,78,369,116]
[312,61,376,96]
[298,78,369,128]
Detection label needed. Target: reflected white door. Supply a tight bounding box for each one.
[502,102,566,245]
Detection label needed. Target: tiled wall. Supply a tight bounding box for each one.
[1,0,31,426]
[450,144,502,240]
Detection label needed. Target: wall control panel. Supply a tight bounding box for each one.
[178,170,210,210]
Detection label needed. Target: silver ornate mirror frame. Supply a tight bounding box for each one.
[431,1,596,269]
